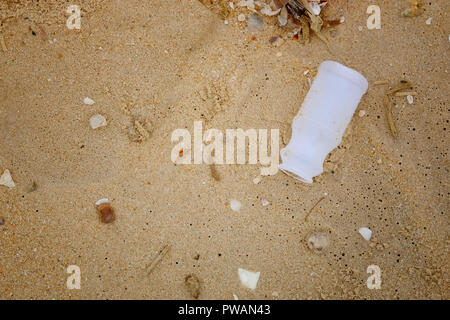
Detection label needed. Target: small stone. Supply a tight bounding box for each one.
[359,110,367,117]
[83,97,95,105]
[238,268,260,290]
[96,202,115,223]
[307,232,330,253]
[340,16,345,23]
[89,114,107,129]
[238,14,246,22]
[0,169,15,189]
[359,227,372,241]
[230,199,242,212]
[407,95,414,104]
[0,217,5,225]
[261,199,269,206]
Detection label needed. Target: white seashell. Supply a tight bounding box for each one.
[230,199,242,212]
[0,169,15,189]
[83,97,95,105]
[89,114,107,129]
[95,198,109,206]
[238,268,260,290]
[359,227,372,241]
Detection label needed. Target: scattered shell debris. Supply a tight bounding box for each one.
[96,201,115,224]
[185,274,201,299]
[358,227,372,241]
[238,268,260,290]
[0,169,15,189]
[230,199,242,212]
[89,114,107,129]
[306,232,330,253]
[83,97,95,105]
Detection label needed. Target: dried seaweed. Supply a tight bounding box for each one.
[383,94,398,139]
[147,245,170,275]
[386,80,413,95]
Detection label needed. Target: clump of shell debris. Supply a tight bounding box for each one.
[199,0,337,46]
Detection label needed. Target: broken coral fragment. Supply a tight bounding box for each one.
[247,14,264,32]
[238,268,260,290]
[0,169,15,189]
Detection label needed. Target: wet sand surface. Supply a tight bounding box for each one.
[0,0,448,299]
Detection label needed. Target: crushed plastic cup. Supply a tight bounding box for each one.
[279,61,369,183]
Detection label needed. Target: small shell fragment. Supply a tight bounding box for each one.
[238,268,260,290]
[307,232,330,253]
[83,97,95,105]
[230,199,242,212]
[359,227,372,241]
[310,2,321,15]
[261,199,269,206]
[95,198,109,206]
[89,114,107,129]
[238,14,246,22]
[0,169,15,189]
[260,4,281,16]
[407,95,414,104]
[278,6,288,26]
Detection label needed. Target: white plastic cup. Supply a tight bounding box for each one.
[279,61,368,183]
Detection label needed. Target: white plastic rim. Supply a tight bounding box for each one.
[279,61,369,183]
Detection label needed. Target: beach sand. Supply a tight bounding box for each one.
[0,0,448,299]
